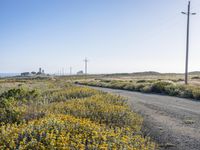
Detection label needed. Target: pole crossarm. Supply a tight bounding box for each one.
[181,12,196,15]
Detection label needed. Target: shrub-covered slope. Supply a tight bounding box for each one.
[0,79,155,150]
[77,79,200,100]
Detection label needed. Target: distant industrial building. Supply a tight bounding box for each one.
[31,71,37,75]
[21,72,31,76]
[21,68,45,77]
[77,70,84,75]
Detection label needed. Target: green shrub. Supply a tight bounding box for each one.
[180,88,193,98]
[77,79,200,101]
[0,88,42,124]
[100,79,111,83]
[164,85,181,96]
[110,82,126,89]
[137,80,146,83]
[151,82,172,94]
[0,106,22,124]
[0,88,41,103]
[141,85,152,93]
[192,89,200,100]
[123,84,136,91]
[191,76,200,80]
[135,84,146,92]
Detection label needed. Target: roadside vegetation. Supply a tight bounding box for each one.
[0,78,155,150]
[76,78,200,100]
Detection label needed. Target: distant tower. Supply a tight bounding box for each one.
[62,68,64,75]
[39,68,42,74]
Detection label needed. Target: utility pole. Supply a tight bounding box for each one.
[70,67,72,75]
[84,58,88,75]
[61,68,63,76]
[182,1,196,84]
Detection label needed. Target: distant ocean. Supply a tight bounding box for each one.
[0,73,20,77]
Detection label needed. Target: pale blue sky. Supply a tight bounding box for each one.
[1,0,200,74]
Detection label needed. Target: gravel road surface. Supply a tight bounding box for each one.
[88,86,200,150]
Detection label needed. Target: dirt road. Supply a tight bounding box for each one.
[88,86,200,150]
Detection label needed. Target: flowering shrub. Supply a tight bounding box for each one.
[0,114,155,150]
[44,86,102,103]
[0,79,155,149]
[47,94,142,131]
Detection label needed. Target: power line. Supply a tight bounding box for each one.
[182,1,196,84]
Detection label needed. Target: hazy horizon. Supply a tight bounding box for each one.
[1,0,200,74]
[1,70,200,75]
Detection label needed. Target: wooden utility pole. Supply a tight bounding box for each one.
[182,1,196,84]
[84,58,88,75]
[70,67,72,75]
[83,58,89,80]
